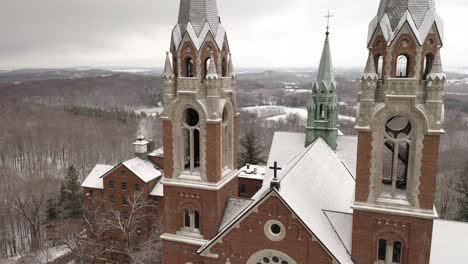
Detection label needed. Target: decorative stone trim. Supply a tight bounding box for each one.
[264,220,286,242]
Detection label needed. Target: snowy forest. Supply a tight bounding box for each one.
[1,68,468,263]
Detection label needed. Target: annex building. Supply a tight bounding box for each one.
[81,0,468,263]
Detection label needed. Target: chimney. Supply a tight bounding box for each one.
[133,135,150,157]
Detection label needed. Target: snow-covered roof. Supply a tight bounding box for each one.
[218,197,253,231]
[122,157,162,183]
[324,210,353,255]
[81,164,114,189]
[336,136,358,178]
[275,138,355,263]
[200,137,356,263]
[238,165,266,181]
[149,179,164,197]
[430,220,468,263]
[148,147,164,157]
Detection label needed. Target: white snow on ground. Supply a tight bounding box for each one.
[2,245,71,264]
[242,106,356,123]
[284,89,311,93]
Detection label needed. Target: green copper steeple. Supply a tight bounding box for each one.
[305,31,339,149]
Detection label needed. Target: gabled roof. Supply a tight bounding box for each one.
[81,164,114,189]
[121,157,162,183]
[200,138,356,263]
[81,157,162,190]
[377,0,436,29]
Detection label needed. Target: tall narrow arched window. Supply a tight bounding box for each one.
[378,239,387,261]
[194,210,200,229]
[183,108,200,174]
[377,56,384,80]
[203,58,210,79]
[423,54,434,80]
[382,116,411,198]
[393,241,402,263]
[186,58,194,77]
[318,105,325,120]
[184,209,190,228]
[396,55,409,78]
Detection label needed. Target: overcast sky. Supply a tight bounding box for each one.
[0,0,466,69]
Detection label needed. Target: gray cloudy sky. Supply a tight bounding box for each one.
[1,0,466,69]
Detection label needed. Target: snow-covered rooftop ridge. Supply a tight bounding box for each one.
[377,0,436,29]
[81,164,114,189]
[122,157,162,183]
[238,164,266,180]
[430,220,468,263]
[368,6,444,46]
[172,21,226,51]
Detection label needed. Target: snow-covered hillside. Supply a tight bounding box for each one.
[242,106,356,122]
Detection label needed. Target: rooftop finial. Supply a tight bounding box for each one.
[325,11,333,35]
[162,51,175,79]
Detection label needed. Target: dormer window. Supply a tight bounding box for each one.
[396,55,409,78]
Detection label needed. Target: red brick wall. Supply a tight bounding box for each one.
[162,176,238,239]
[390,33,418,78]
[163,241,202,264]
[205,122,221,183]
[233,115,238,169]
[419,135,440,209]
[163,120,174,178]
[206,195,333,264]
[238,178,262,198]
[352,210,433,264]
[355,131,373,202]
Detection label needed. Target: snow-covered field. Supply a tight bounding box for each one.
[133,107,164,117]
[242,105,356,123]
[2,245,71,264]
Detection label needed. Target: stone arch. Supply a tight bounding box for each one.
[368,105,428,205]
[247,249,297,264]
[220,99,235,171]
[170,100,209,180]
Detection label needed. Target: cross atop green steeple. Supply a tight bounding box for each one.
[305,30,339,149]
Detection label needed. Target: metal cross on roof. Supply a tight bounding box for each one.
[325,11,333,34]
[269,162,282,180]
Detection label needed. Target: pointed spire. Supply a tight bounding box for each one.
[362,50,379,81]
[206,52,219,80]
[427,49,446,81]
[162,52,175,79]
[228,53,236,78]
[316,32,336,89]
[178,0,220,35]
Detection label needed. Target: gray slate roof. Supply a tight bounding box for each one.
[177,0,219,36]
[377,0,436,29]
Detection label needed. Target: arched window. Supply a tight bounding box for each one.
[382,116,411,198]
[376,55,384,80]
[318,104,326,120]
[247,249,297,264]
[376,239,403,263]
[204,58,210,79]
[378,239,387,261]
[186,57,194,77]
[396,55,409,78]
[182,208,201,232]
[183,108,200,174]
[184,209,190,228]
[194,210,200,229]
[423,53,434,79]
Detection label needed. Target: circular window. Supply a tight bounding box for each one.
[184,108,199,127]
[264,220,286,241]
[385,116,411,140]
[270,224,281,235]
[248,249,297,264]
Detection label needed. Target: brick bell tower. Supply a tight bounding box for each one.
[351,0,445,263]
[159,0,239,262]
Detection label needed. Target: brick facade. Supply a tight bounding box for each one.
[238,178,262,198]
[355,131,373,202]
[352,210,433,264]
